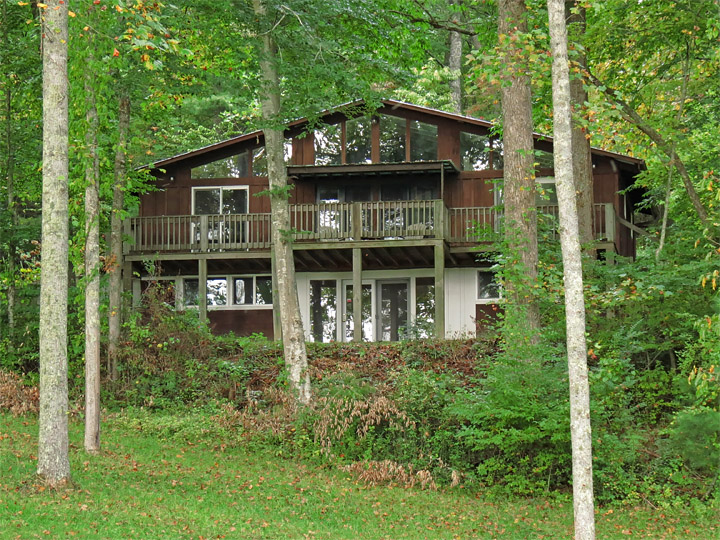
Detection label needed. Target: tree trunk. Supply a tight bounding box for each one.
[37,0,70,487]
[253,0,311,406]
[586,70,711,231]
[498,0,540,340]
[107,93,129,381]
[84,62,101,454]
[548,2,596,538]
[448,0,463,114]
[566,1,594,252]
[3,0,16,335]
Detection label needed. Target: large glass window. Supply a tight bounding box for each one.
[315,124,342,165]
[233,275,273,306]
[310,280,337,342]
[415,277,435,338]
[207,278,228,306]
[251,141,292,176]
[345,117,372,164]
[184,275,272,308]
[409,120,438,161]
[379,115,406,163]
[190,152,250,179]
[192,186,248,215]
[477,271,500,302]
[460,132,490,171]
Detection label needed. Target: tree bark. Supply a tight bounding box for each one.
[448,0,463,114]
[38,0,70,487]
[108,93,130,381]
[548,2,596,538]
[253,0,311,406]
[566,1,594,252]
[84,61,101,454]
[498,0,540,340]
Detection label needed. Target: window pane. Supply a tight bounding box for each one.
[344,283,372,341]
[184,279,199,307]
[252,147,267,176]
[190,152,249,179]
[491,139,503,169]
[536,177,557,205]
[233,277,253,305]
[346,117,372,164]
[207,278,228,306]
[379,115,406,163]
[222,188,248,214]
[315,124,342,165]
[535,149,554,169]
[460,132,490,171]
[256,276,273,305]
[409,120,438,161]
[415,277,435,338]
[310,279,337,343]
[477,272,500,300]
[194,188,220,215]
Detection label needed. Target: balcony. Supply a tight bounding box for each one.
[124,200,617,255]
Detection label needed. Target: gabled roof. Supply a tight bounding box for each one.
[147,99,645,170]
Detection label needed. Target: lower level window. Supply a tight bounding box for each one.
[477,271,500,302]
[183,275,272,308]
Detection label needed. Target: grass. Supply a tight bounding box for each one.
[1,411,717,540]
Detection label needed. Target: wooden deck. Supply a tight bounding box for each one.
[124,200,617,256]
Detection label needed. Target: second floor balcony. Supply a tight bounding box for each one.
[124,200,618,255]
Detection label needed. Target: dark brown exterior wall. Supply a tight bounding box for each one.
[208,309,275,338]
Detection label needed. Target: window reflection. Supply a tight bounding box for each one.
[409,120,437,161]
[207,278,228,306]
[315,124,342,165]
[190,152,250,179]
[460,132,490,171]
[346,117,372,164]
[310,280,337,342]
[379,115,406,162]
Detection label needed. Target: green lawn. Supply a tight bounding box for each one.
[1,412,716,540]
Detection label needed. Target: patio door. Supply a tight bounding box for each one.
[377,280,409,341]
[341,281,373,342]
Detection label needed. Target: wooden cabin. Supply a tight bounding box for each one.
[124,100,645,341]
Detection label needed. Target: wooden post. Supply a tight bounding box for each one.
[353,247,362,342]
[434,242,445,339]
[271,250,282,341]
[605,203,616,245]
[199,215,209,252]
[198,257,207,323]
[352,203,362,240]
[434,199,446,240]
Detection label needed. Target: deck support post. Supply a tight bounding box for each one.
[198,257,207,323]
[434,241,445,339]
[353,247,362,342]
[271,250,282,341]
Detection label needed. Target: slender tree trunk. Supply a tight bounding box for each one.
[448,0,463,114]
[498,0,540,340]
[84,62,101,453]
[108,93,129,381]
[586,69,710,230]
[566,1,594,252]
[3,0,17,335]
[548,2,595,538]
[38,0,70,487]
[253,0,311,406]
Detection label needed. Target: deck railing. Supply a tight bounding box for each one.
[125,201,616,254]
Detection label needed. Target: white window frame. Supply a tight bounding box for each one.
[191,185,249,216]
[181,274,273,310]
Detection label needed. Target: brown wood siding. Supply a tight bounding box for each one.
[208,309,275,338]
[475,303,501,334]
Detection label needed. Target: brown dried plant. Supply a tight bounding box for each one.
[342,460,437,490]
[0,370,39,416]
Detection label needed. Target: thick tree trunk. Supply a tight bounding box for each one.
[548,2,596,538]
[84,64,101,454]
[107,93,129,381]
[566,1,594,252]
[498,0,540,339]
[253,0,311,406]
[448,0,463,114]
[38,0,70,487]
